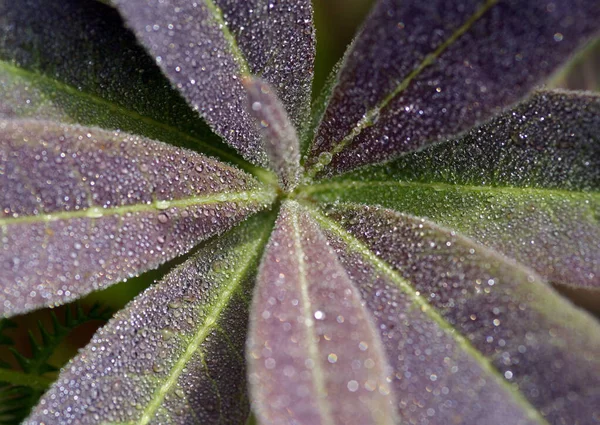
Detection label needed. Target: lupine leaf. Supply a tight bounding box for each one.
[0,119,275,317]
[303,91,600,289]
[305,0,600,177]
[111,0,315,167]
[26,212,274,425]
[0,0,262,173]
[243,77,301,192]
[247,201,396,425]
[311,203,600,424]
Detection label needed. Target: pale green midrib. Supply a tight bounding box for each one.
[0,190,276,226]
[203,0,251,76]
[290,206,335,425]
[306,206,551,425]
[300,179,600,201]
[136,221,272,425]
[307,0,498,177]
[0,368,54,391]
[0,60,273,182]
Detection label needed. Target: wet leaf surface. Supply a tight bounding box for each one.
[313,203,600,424]
[247,201,396,425]
[26,213,273,424]
[0,0,597,423]
[243,77,302,192]
[0,119,275,317]
[304,91,600,288]
[111,0,315,167]
[306,0,600,177]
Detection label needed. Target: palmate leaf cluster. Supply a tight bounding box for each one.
[0,0,599,424]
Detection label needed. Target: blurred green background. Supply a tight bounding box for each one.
[1,0,599,401]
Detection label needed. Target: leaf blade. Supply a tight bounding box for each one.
[247,201,397,425]
[111,0,315,167]
[0,0,264,173]
[0,119,275,317]
[243,77,302,192]
[305,0,600,177]
[25,212,274,425]
[303,91,600,288]
[312,203,600,424]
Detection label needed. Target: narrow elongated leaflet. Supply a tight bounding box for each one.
[26,213,274,424]
[0,120,275,317]
[244,77,302,192]
[111,0,315,167]
[306,0,600,177]
[247,201,397,425]
[303,91,600,288]
[314,203,600,424]
[0,0,258,171]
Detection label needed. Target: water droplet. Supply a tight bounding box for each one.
[318,151,332,166]
[347,380,359,392]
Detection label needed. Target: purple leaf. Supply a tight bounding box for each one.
[305,0,600,177]
[26,213,274,424]
[0,0,249,168]
[0,119,275,317]
[247,201,397,425]
[111,0,315,167]
[304,91,600,288]
[243,77,301,192]
[313,203,600,424]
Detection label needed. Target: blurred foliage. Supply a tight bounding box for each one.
[0,304,111,423]
[312,0,374,97]
[550,37,600,92]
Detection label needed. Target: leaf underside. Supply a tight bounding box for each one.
[26,213,274,425]
[304,91,600,289]
[0,119,274,317]
[247,201,397,425]
[305,0,600,177]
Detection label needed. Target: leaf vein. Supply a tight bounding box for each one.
[307,0,499,177]
[134,219,272,425]
[0,190,276,226]
[290,207,335,425]
[306,205,551,425]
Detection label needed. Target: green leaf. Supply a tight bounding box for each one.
[311,203,600,424]
[27,212,275,424]
[302,91,600,289]
[247,201,396,425]
[0,0,269,176]
[0,119,275,317]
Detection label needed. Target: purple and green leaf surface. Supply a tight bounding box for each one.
[0,0,598,424]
